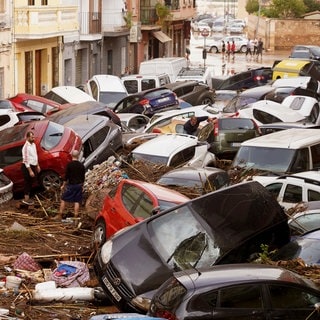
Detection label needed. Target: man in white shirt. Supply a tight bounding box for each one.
[21,131,40,205]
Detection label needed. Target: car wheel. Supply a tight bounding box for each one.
[240,45,247,53]
[93,219,106,247]
[199,96,214,105]
[209,46,219,53]
[39,171,61,189]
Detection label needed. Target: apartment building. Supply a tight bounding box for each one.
[0,0,195,98]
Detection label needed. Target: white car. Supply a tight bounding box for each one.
[208,36,248,53]
[117,113,150,132]
[193,21,211,33]
[227,23,244,34]
[130,133,216,168]
[255,171,320,210]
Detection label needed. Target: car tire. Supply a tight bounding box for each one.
[240,45,247,53]
[209,46,218,53]
[93,219,107,247]
[39,171,61,190]
[199,96,214,105]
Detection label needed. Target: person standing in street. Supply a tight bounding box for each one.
[57,150,85,220]
[245,38,252,59]
[21,131,40,205]
[226,41,231,60]
[256,38,264,60]
[231,40,236,59]
[221,40,226,59]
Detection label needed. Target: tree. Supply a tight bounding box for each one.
[303,0,320,12]
[246,0,260,14]
[267,0,306,18]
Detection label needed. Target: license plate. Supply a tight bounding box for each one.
[231,142,241,147]
[102,276,122,302]
[158,97,170,103]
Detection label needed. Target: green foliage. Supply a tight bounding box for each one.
[304,0,320,12]
[123,11,133,29]
[155,2,173,27]
[246,0,260,14]
[268,0,306,18]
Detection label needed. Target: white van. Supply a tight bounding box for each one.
[121,73,171,94]
[139,57,187,82]
[86,74,128,107]
[232,128,320,176]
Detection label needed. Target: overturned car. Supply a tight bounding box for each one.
[93,181,290,313]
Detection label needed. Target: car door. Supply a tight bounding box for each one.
[267,284,320,319]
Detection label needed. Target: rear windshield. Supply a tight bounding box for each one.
[99,92,128,105]
[219,118,255,130]
[0,124,29,146]
[40,121,65,150]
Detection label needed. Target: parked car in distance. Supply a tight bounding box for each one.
[149,263,320,320]
[86,74,128,106]
[93,179,190,246]
[208,35,248,53]
[9,93,69,116]
[175,67,215,89]
[211,67,273,91]
[130,133,216,168]
[156,166,230,195]
[93,181,290,312]
[63,115,123,170]
[289,45,320,61]
[211,20,225,33]
[193,21,211,33]
[117,113,150,132]
[0,120,82,193]
[271,228,320,266]
[288,201,320,235]
[0,168,13,204]
[44,86,96,104]
[226,22,244,34]
[0,111,45,132]
[121,74,171,94]
[232,128,320,177]
[197,117,261,159]
[162,81,215,105]
[256,171,320,210]
[47,101,121,127]
[112,87,179,117]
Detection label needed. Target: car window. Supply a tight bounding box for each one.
[123,80,138,94]
[133,192,154,219]
[220,118,255,130]
[121,184,144,213]
[0,146,22,166]
[283,184,303,203]
[252,109,282,124]
[25,100,50,113]
[89,80,99,101]
[146,89,171,99]
[308,189,320,202]
[291,213,320,233]
[265,183,283,199]
[290,148,310,172]
[0,124,28,146]
[141,79,156,91]
[170,146,195,167]
[40,121,64,150]
[90,126,110,150]
[219,284,263,308]
[0,114,10,127]
[115,96,140,113]
[128,116,149,130]
[268,284,320,309]
[311,144,320,168]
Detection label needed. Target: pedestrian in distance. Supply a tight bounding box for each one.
[57,150,85,220]
[231,40,236,59]
[226,41,231,60]
[21,131,40,205]
[183,116,215,136]
[256,38,264,60]
[245,38,252,58]
[221,40,226,59]
[253,38,258,55]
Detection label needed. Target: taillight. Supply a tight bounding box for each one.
[252,119,262,135]
[152,128,162,133]
[140,98,150,106]
[254,75,264,81]
[155,310,178,320]
[213,121,219,136]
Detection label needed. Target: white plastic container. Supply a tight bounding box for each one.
[6,276,22,289]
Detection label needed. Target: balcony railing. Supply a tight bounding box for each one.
[80,12,101,35]
[140,8,157,25]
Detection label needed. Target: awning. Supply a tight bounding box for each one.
[152,31,172,43]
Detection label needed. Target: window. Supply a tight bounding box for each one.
[265,183,282,199]
[132,192,153,219]
[311,144,320,169]
[123,80,138,94]
[28,0,35,5]
[170,146,195,167]
[269,284,320,309]
[0,146,23,166]
[41,0,48,4]
[141,79,156,91]
[219,285,263,308]
[308,189,320,202]
[25,100,46,113]
[122,184,142,213]
[283,184,302,203]
[0,115,10,127]
[0,1,4,13]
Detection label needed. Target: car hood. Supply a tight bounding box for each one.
[106,181,290,299]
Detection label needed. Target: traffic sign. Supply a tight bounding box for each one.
[201,29,210,37]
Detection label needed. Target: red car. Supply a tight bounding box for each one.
[9,93,72,116]
[93,179,190,246]
[0,120,82,193]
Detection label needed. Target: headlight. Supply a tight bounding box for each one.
[131,296,152,312]
[100,240,113,264]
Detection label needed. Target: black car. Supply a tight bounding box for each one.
[290,45,320,61]
[211,67,273,91]
[93,181,290,313]
[163,81,215,106]
[149,263,320,320]
[112,87,179,117]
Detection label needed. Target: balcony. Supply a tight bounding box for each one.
[14,5,78,39]
[80,12,101,36]
[140,8,157,26]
